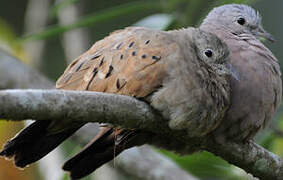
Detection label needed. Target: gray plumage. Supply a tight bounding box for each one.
[200,4,282,142]
[152,28,231,137]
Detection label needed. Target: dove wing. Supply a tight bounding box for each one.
[56,27,180,98]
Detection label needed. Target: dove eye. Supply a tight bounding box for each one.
[237,17,246,25]
[204,49,213,58]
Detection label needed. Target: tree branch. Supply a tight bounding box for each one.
[0,51,53,89]
[205,140,283,180]
[0,88,282,180]
[0,89,164,132]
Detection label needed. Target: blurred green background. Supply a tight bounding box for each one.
[0,0,282,180]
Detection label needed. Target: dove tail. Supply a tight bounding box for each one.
[63,128,139,179]
[0,120,82,168]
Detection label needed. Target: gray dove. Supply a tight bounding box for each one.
[200,4,282,142]
[0,27,231,179]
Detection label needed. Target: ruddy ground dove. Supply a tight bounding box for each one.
[0,27,231,179]
[200,4,282,142]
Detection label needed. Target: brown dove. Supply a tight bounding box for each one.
[0,27,231,178]
[200,4,282,142]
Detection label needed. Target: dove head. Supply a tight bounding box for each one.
[201,4,274,42]
[191,29,229,65]
[190,29,239,79]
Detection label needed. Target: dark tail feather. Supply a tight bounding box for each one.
[0,120,82,168]
[63,128,138,179]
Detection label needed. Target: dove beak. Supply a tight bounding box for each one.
[257,26,275,42]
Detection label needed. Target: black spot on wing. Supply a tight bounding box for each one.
[152,56,161,60]
[90,54,101,60]
[99,57,104,67]
[86,68,98,90]
[75,62,84,72]
[116,78,120,89]
[116,42,123,49]
[105,65,113,78]
[129,42,134,48]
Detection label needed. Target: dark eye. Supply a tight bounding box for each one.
[204,49,213,58]
[237,17,246,25]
